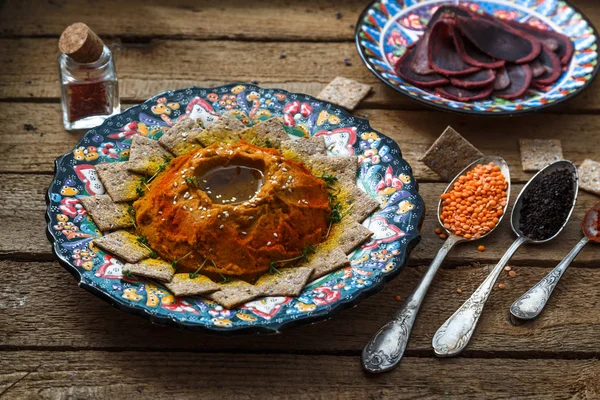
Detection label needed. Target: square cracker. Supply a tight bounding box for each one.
[317,77,371,111]
[307,248,350,279]
[304,155,358,185]
[280,136,327,157]
[336,220,373,254]
[255,267,313,297]
[197,112,244,146]
[158,118,204,156]
[164,273,221,296]
[127,135,173,176]
[579,159,600,196]
[240,118,289,148]
[80,195,133,231]
[420,126,484,181]
[205,279,261,309]
[519,139,563,172]
[95,162,144,203]
[123,259,175,283]
[344,185,380,223]
[92,230,151,263]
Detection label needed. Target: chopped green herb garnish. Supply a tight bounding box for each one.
[269,261,282,275]
[189,258,208,279]
[171,251,193,269]
[123,270,134,278]
[185,176,199,188]
[320,173,339,189]
[264,139,274,148]
[136,186,145,196]
[136,235,148,245]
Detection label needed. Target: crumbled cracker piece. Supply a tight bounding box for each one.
[579,159,600,196]
[308,248,350,279]
[197,112,244,146]
[123,258,175,282]
[205,279,261,309]
[519,139,563,172]
[127,135,173,176]
[164,273,221,296]
[255,267,313,297]
[337,220,373,254]
[80,195,133,231]
[95,162,144,203]
[420,126,484,181]
[240,117,289,148]
[280,135,327,157]
[317,77,371,110]
[158,118,204,156]
[93,230,151,263]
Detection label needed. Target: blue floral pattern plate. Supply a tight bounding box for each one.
[46,84,424,333]
[355,0,599,115]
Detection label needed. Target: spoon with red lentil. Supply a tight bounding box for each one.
[509,200,600,321]
[433,160,578,357]
[362,156,510,373]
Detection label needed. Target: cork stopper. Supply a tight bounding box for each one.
[59,23,104,63]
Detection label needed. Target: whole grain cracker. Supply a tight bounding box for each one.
[280,135,327,157]
[158,118,204,156]
[255,267,313,297]
[307,248,350,279]
[197,112,244,147]
[127,135,173,176]
[164,273,221,296]
[123,258,175,282]
[205,279,261,309]
[304,154,358,185]
[420,126,484,181]
[317,77,371,110]
[80,195,133,231]
[240,117,289,148]
[519,139,563,172]
[344,185,380,223]
[95,162,144,203]
[579,159,600,196]
[337,220,373,254]
[92,230,151,263]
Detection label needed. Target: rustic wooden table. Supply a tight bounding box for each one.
[1,1,600,398]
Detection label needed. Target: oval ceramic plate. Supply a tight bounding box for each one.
[356,0,599,115]
[46,84,424,333]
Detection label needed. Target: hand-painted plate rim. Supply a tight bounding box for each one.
[355,0,600,116]
[46,83,424,334]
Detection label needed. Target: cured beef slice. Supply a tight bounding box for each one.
[428,20,480,76]
[530,59,546,78]
[504,19,574,65]
[412,29,435,75]
[457,16,541,63]
[450,69,496,89]
[493,66,510,90]
[533,45,562,86]
[495,64,533,99]
[435,84,494,101]
[395,46,449,88]
[453,33,505,69]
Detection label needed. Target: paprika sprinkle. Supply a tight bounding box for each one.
[440,162,508,239]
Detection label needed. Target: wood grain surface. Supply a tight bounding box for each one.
[1,0,599,398]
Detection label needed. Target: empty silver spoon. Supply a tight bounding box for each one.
[361,156,510,373]
[509,200,599,320]
[432,160,578,357]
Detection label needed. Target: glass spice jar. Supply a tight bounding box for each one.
[58,23,120,131]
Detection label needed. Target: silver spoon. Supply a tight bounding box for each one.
[432,160,578,357]
[361,156,511,373]
[509,200,599,320]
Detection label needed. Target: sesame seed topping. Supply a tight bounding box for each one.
[267,241,271,246]
[241,232,247,235]
[273,233,278,237]
[220,225,224,229]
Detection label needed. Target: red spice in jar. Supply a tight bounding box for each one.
[67,81,111,122]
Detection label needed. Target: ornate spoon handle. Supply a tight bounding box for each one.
[510,236,589,320]
[362,235,461,373]
[432,236,528,357]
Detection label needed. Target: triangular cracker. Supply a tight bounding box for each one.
[336,220,373,254]
[164,273,221,296]
[579,159,600,196]
[196,112,244,147]
[307,248,350,279]
[93,230,151,263]
[255,267,313,297]
[123,258,175,283]
[344,185,380,223]
[158,118,204,156]
[304,155,358,185]
[80,195,134,231]
[280,135,327,157]
[240,118,289,148]
[127,135,173,176]
[204,279,261,309]
[316,77,371,111]
[95,162,144,203]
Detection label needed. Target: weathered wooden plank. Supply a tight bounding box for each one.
[2,174,598,265]
[2,38,600,112]
[3,104,600,185]
[0,351,599,399]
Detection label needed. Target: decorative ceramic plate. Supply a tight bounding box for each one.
[46,84,424,333]
[355,0,599,115]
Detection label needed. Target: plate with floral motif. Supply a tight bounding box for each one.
[46,84,424,333]
[355,0,599,115]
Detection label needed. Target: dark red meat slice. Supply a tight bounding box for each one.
[428,20,480,77]
[494,64,532,99]
[428,5,471,26]
[530,59,546,77]
[435,84,494,101]
[504,19,574,65]
[450,69,496,88]
[453,33,505,69]
[412,29,435,75]
[532,45,562,86]
[395,46,449,88]
[494,66,510,90]
[457,16,541,63]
